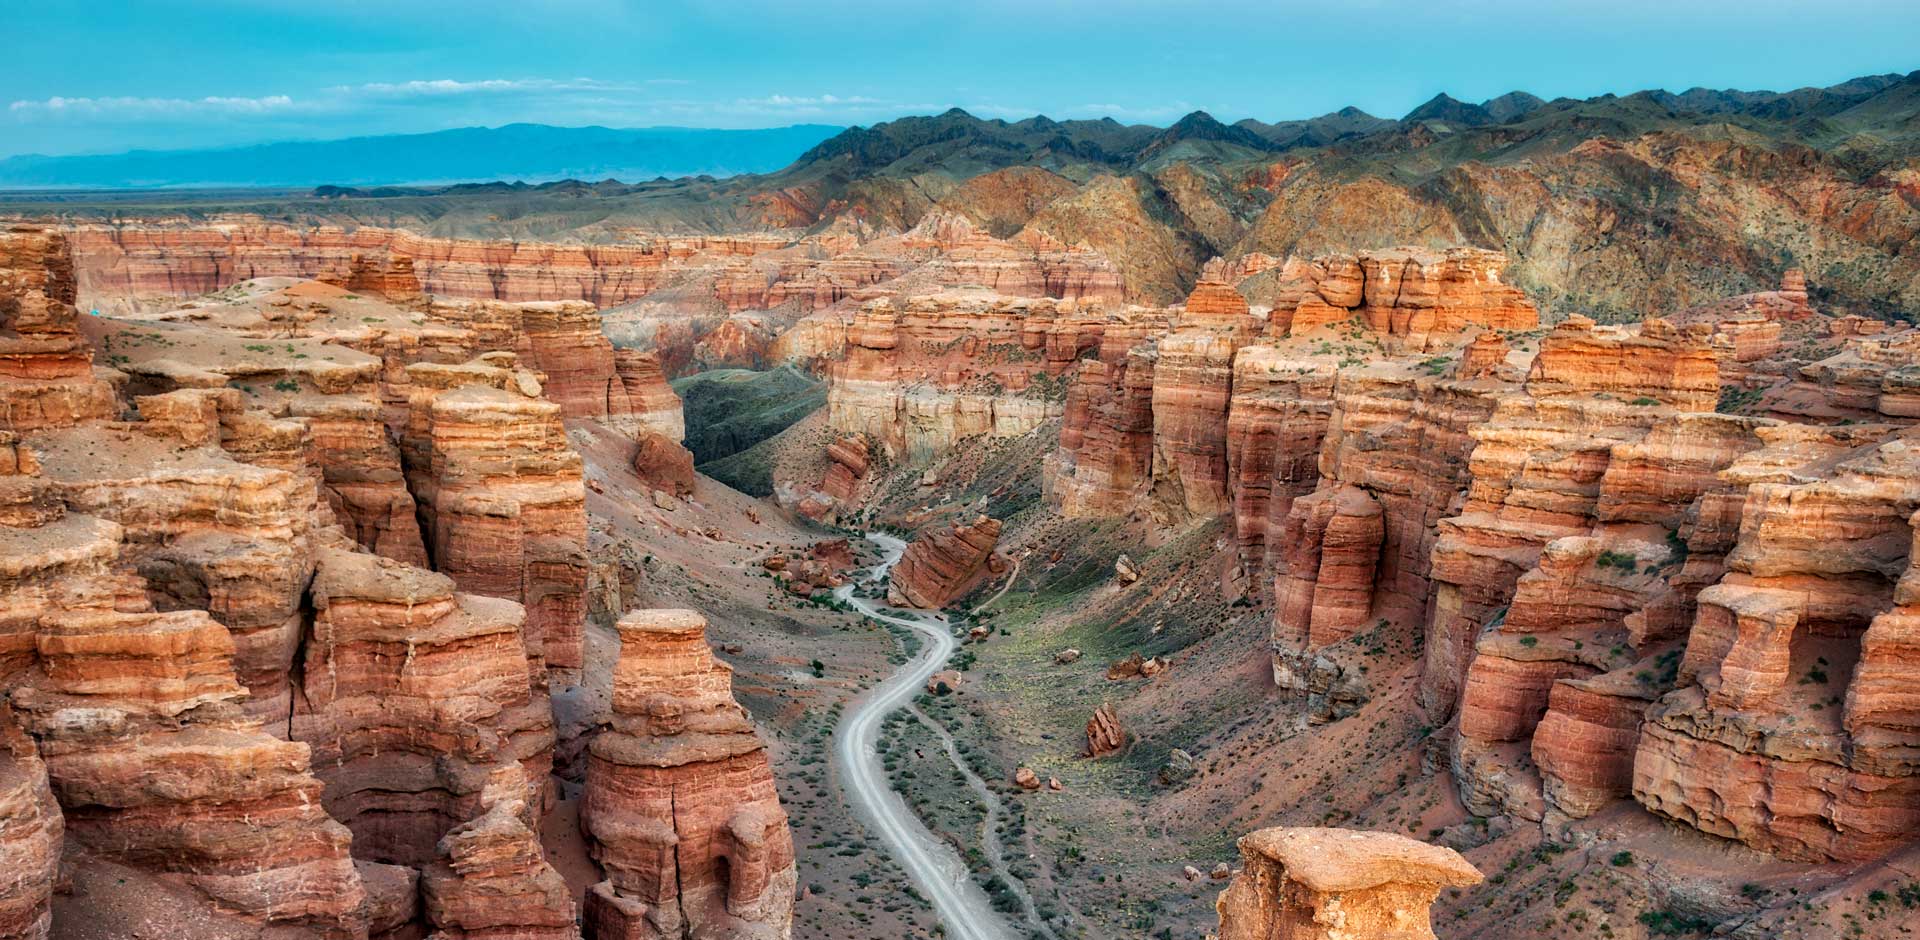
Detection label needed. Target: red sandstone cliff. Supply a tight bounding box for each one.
[580,609,796,940]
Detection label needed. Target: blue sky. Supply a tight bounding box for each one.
[3,0,1917,158]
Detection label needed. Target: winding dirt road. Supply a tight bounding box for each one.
[831,533,1020,940]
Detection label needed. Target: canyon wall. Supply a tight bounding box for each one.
[0,227,792,938]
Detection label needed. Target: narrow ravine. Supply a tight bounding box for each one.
[831,533,1020,940]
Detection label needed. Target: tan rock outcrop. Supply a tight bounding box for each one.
[0,227,119,433]
[294,547,555,866]
[421,767,578,940]
[1085,702,1127,758]
[887,515,1006,609]
[580,609,795,940]
[1215,827,1482,940]
[404,356,589,678]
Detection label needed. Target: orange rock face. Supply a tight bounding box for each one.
[294,547,555,866]
[631,430,697,498]
[828,294,1101,461]
[1261,248,1539,349]
[1215,827,1482,940]
[1272,485,1384,688]
[1224,347,1335,589]
[0,705,60,940]
[887,515,1007,609]
[1044,312,1168,518]
[820,434,870,503]
[404,357,590,678]
[580,610,795,940]
[0,228,119,432]
[64,223,790,312]
[421,767,578,940]
[1085,702,1127,758]
[11,601,366,936]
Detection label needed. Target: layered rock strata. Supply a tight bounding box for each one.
[580,609,795,940]
[0,706,59,940]
[1257,248,1539,349]
[887,515,1007,609]
[0,227,119,432]
[294,547,556,866]
[1214,827,1482,940]
[421,767,578,940]
[827,294,1101,462]
[404,356,590,678]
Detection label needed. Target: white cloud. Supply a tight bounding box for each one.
[344,77,638,96]
[9,94,298,117]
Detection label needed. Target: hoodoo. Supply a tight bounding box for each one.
[580,609,796,940]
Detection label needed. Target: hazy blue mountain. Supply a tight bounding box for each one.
[0,123,845,189]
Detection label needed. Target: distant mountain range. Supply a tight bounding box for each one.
[787,70,1920,178]
[0,123,846,189]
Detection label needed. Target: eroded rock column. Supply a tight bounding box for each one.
[1215,827,1481,940]
[580,609,795,940]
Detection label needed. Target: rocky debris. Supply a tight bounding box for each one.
[1158,748,1197,786]
[581,610,795,940]
[1210,862,1232,880]
[1054,648,1082,665]
[1112,554,1140,583]
[1085,703,1127,758]
[760,541,853,597]
[1013,767,1042,790]
[887,515,1007,609]
[1215,828,1482,940]
[1047,777,1063,791]
[1182,865,1202,882]
[1105,652,1167,680]
[926,670,963,695]
[420,767,577,940]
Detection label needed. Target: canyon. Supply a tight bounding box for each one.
[3,64,1920,940]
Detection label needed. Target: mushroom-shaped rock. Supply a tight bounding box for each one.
[1215,827,1482,940]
